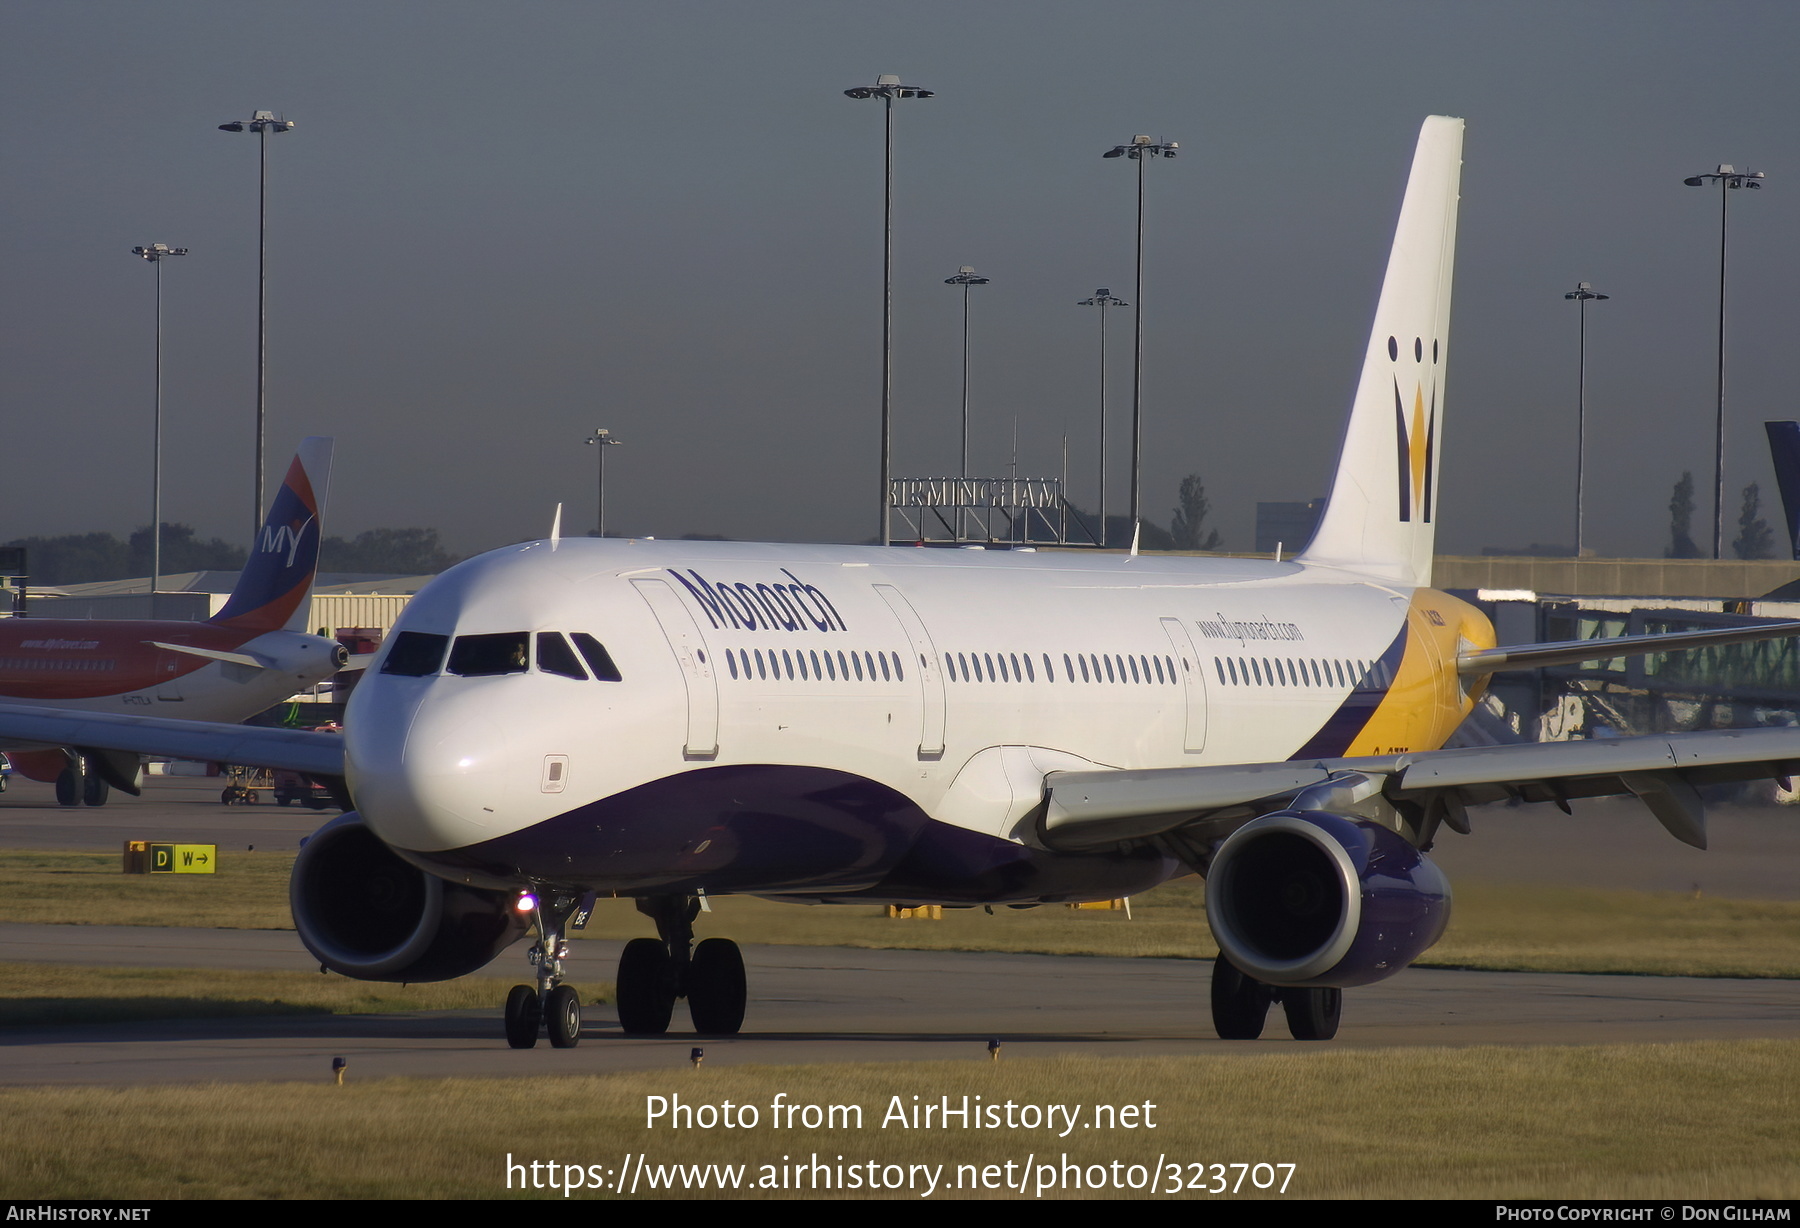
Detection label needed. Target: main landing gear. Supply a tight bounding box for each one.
[616,895,746,1037]
[54,755,110,808]
[505,896,585,1050]
[1209,953,1341,1041]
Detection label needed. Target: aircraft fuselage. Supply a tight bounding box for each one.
[346,538,1494,906]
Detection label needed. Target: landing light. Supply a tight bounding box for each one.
[515,893,537,914]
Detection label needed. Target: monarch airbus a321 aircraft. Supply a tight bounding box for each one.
[7,117,1800,1048]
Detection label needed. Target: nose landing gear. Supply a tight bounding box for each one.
[614,895,746,1036]
[503,894,585,1050]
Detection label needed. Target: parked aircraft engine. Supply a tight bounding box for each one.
[291,812,527,982]
[1204,810,1450,988]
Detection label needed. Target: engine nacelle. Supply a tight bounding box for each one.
[1204,810,1450,988]
[291,812,528,982]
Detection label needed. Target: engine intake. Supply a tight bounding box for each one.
[291,812,528,982]
[1205,810,1450,988]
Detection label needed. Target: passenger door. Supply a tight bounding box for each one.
[631,579,719,758]
[1159,617,1207,753]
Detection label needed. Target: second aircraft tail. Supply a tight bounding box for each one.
[209,437,335,634]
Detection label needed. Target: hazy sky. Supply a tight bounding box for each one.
[4,2,1798,559]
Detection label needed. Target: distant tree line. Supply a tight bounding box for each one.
[319,528,460,574]
[1,525,245,586]
[2,525,460,586]
[1666,472,1779,560]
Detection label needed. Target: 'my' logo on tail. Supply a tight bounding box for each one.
[259,515,315,567]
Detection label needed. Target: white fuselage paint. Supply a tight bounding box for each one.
[347,539,1414,864]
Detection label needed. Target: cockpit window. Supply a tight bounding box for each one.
[536,632,588,680]
[571,632,622,682]
[380,631,449,677]
[448,632,530,676]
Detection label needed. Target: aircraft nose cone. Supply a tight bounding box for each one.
[347,682,511,852]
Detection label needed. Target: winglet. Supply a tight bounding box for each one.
[1298,118,1463,586]
[210,438,334,633]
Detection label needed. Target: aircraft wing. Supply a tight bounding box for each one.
[1458,619,1800,675]
[1040,725,1800,854]
[0,703,345,777]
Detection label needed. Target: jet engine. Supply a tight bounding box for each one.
[1204,810,1450,988]
[291,812,528,982]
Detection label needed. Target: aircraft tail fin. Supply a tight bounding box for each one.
[1764,421,1800,560]
[210,438,334,634]
[1297,117,1463,587]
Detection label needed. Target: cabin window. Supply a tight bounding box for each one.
[448,632,529,677]
[380,631,449,677]
[536,632,588,680]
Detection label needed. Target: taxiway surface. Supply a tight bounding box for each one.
[1,777,1796,1085]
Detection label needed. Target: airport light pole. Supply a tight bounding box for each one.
[218,109,295,538]
[1563,281,1608,558]
[133,244,188,597]
[1683,164,1765,559]
[584,428,623,538]
[944,266,990,483]
[846,75,932,546]
[1104,135,1177,544]
[1077,288,1129,543]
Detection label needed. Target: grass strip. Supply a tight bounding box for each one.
[0,849,295,930]
[5,851,1799,979]
[0,1042,1794,1199]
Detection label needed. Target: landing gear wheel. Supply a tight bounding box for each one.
[504,984,541,1049]
[1210,953,1273,1040]
[221,788,238,805]
[56,768,79,807]
[82,772,109,807]
[687,938,746,1035]
[546,983,582,1048]
[1282,986,1342,1041]
[616,937,675,1035]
